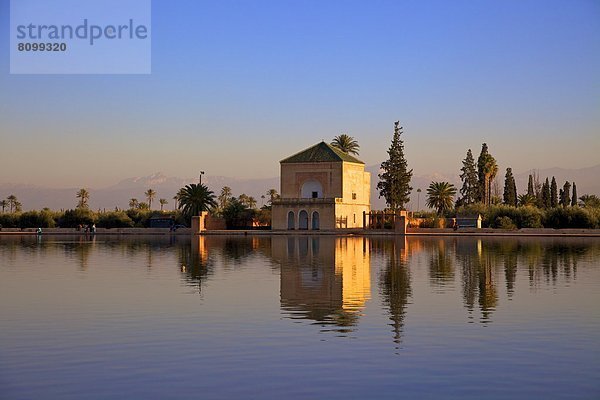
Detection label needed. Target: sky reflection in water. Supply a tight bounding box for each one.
[1,234,599,399]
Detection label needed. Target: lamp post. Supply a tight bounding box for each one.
[199,171,205,185]
[417,188,421,212]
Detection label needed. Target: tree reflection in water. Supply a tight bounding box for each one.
[378,237,412,345]
[427,239,455,292]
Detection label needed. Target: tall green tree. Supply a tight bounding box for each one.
[331,134,360,155]
[503,168,517,207]
[476,143,498,206]
[571,182,577,207]
[426,181,457,215]
[527,175,535,197]
[76,188,90,209]
[0,199,7,213]
[377,121,413,211]
[550,177,558,208]
[145,189,156,210]
[541,178,551,208]
[177,183,217,220]
[459,149,478,205]
[560,181,571,207]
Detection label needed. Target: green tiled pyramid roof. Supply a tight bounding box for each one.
[280,141,364,164]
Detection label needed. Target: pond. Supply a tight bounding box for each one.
[1,234,599,399]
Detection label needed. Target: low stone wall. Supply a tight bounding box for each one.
[205,215,226,230]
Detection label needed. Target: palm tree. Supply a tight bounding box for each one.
[247,196,257,209]
[145,189,156,210]
[7,195,18,213]
[266,188,279,205]
[331,134,360,155]
[129,198,139,209]
[0,199,7,213]
[518,194,537,207]
[480,156,498,206]
[159,198,168,211]
[76,188,90,209]
[238,193,250,207]
[426,181,457,215]
[177,183,217,220]
[219,186,232,211]
[173,188,185,210]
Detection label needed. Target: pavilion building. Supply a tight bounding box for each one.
[271,141,371,230]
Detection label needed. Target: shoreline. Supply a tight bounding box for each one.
[1,227,600,237]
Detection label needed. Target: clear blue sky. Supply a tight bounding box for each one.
[1,0,599,187]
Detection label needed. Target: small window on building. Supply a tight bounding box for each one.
[354,214,356,224]
[352,193,357,200]
[312,191,318,198]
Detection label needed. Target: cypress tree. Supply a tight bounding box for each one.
[550,177,558,208]
[377,121,413,211]
[459,149,478,205]
[559,188,563,207]
[503,168,517,207]
[561,181,571,207]
[477,143,498,206]
[527,175,534,197]
[542,178,551,209]
[571,182,578,207]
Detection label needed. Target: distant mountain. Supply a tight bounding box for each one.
[0,173,278,211]
[1,165,598,211]
[514,165,600,197]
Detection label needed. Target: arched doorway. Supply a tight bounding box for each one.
[287,211,295,230]
[299,210,309,230]
[311,211,320,230]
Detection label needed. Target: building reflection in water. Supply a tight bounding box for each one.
[178,234,595,334]
[273,236,371,333]
[179,235,213,294]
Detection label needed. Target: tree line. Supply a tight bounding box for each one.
[3,127,598,230]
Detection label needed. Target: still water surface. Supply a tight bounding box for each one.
[1,235,599,399]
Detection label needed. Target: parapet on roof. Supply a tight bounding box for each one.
[280,141,364,164]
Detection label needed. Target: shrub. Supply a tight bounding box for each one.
[0,213,19,228]
[477,205,543,229]
[18,210,56,228]
[544,207,597,229]
[494,216,517,230]
[58,208,96,228]
[126,209,153,227]
[223,199,254,228]
[515,206,544,228]
[96,211,134,228]
[455,203,487,219]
